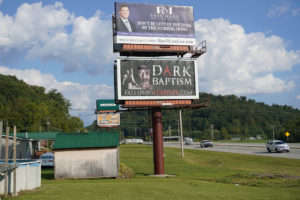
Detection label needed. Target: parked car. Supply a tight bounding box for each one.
[200,140,213,148]
[39,152,54,167]
[266,140,290,153]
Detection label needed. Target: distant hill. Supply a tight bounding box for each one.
[0,74,84,132]
[89,94,300,142]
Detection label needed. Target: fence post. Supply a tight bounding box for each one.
[4,126,10,197]
[13,126,18,196]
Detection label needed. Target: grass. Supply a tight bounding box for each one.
[6,144,300,200]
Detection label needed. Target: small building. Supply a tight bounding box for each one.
[53,131,119,179]
[1,135,34,159]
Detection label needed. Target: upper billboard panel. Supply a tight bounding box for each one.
[115,58,198,100]
[114,2,195,46]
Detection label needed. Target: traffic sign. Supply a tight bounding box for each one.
[96,99,119,111]
[285,132,290,137]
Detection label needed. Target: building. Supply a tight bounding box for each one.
[0,135,34,159]
[53,131,119,179]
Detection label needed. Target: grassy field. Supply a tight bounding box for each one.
[7,144,300,200]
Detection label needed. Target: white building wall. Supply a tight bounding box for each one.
[54,148,119,179]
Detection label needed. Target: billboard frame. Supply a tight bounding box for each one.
[113,2,196,46]
[115,57,199,100]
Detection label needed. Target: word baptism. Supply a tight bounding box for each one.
[151,65,192,86]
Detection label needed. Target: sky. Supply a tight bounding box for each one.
[0,0,300,126]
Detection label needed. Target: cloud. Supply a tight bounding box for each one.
[0,66,113,125]
[194,18,300,95]
[1,2,300,104]
[0,2,114,74]
[0,0,3,5]
[267,2,300,18]
[296,95,300,100]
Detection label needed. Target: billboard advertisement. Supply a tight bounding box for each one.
[114,2,195,45]
[115,58,198,100]
[97,113,120,127]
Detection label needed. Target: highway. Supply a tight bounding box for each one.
[163,142,300,159]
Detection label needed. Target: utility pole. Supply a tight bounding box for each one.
[168,124,171,142]
[179,109,184,158]
[271,125,275,140]
[210,124,214,141]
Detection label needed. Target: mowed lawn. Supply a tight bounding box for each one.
[9,144,300,200]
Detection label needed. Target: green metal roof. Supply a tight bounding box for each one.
[10,132,59,140]
[53,131,119,150]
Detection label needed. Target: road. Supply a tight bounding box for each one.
[163,142,300,159]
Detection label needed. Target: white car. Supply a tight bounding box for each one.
[184,137,193,145]
[39,152,55,167]
[266,140,290,153]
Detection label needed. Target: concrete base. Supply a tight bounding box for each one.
[148,174,176,178]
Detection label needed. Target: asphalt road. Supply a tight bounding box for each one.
[163,142,300,159]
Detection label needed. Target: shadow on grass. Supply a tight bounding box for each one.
[42,167,55,180]
[135,173,152,176]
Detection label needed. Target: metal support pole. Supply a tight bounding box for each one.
[179,109,184,158]
[13,126,18,196]
[0,121,3,159]
[148,110,151,142]
[152,107,164,175]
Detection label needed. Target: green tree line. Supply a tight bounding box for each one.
[0,74,84,132]
[88,94,300,142]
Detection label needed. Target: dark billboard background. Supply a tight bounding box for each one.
[117,59,198,100]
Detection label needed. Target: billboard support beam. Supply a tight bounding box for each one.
[152,107,164,175]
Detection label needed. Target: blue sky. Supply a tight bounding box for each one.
[0,0,300,125]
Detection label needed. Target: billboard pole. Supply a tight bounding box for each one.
[152,107,165,175]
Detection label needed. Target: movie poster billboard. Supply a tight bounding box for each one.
[97,113,120,127]
[114,2,195,46]
[116,59,198,100]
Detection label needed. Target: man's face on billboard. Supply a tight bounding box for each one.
[139,68,150,83]
[119,6,130,19]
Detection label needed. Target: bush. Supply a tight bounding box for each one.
[118,163,134,179]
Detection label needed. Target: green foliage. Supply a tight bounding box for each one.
[118,163,134,179]
[88,93,300,142]
[0,74,83,132]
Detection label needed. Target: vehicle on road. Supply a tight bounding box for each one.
[266,140,290,153]
[39,152,54,167]
[184,137,193,145]
[200,140,213,148]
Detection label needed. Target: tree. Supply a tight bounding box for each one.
[68,117,84,132]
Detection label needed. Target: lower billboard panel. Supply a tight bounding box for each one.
[115,58,198,100]
[97,113,120,127]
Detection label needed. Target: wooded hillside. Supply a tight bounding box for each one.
[0,74,83,132]
[92,94,300,142]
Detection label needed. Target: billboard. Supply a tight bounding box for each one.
[114,2,195,46]
[97,113,120,127]
[115,58,198,100]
